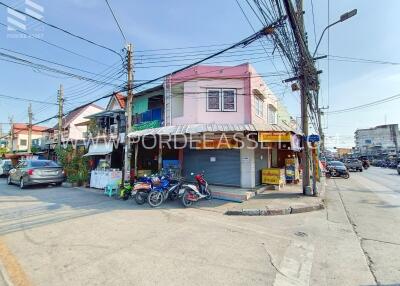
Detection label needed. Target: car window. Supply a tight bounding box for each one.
[329,161,344,166]
[30,161,60,168]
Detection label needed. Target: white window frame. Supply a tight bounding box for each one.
[268,104,278,125]
[206,88,237,112]
[206,89,221,111]
[254,95,264,118]
[222,89,237,112]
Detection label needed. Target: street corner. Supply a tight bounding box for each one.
[224,201,324,216]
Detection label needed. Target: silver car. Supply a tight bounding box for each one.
[7,160,65,189]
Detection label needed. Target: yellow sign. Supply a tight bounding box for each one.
[262,168,285,185]
[196,139,239,149]
[258,132,291,143]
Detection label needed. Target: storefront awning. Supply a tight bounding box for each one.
[128,123,295,138]
[83,143,113,157]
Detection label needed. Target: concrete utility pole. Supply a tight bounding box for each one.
[283,0,316,195]
[57,84,64,147]
[123,43,134,183]
[8,116,14,152]
[27,103,33,154]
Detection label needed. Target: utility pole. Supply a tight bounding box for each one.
[8,116,14,152]
[57,84,64,147]
[283,0,317,195]
[123,43,134,183]
[27,103,33,154]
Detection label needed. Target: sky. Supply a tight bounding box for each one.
[0,0,399,149]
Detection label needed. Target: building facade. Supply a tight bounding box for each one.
[11,123,48,152]
[128,64,300,188]
[355,124,400,156]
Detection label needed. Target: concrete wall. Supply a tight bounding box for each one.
[68,105,103,140]
[249,65,279,126]
[172,78,247,125]
[240,137,256,188]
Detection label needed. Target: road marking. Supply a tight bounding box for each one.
[0,238,31,286]
[273,241,314,286]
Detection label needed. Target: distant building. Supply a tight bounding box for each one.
[355,124,400,156]
[11,123,48,152]
[336,148,353,158]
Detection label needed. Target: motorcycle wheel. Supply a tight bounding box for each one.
[205,188,212,200]
[181,190,193,208]
[342,173,350,179]
[147,190,164,208]
[135,190,147,205]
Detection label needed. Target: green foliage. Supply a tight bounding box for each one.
[55,146,89,186]
[31,146,40,154]
[0,147,7,155]
[88,119,99,137]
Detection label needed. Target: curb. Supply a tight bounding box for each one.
[225,203,324,216]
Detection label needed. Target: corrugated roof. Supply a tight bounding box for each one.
[13,123,48,132]
[128,123,294,138]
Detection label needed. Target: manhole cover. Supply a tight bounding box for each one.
[295,231,308,237]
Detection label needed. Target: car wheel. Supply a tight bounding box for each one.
[20,178,25,189]
[7,175,12,185]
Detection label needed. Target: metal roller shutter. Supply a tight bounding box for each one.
[183,148,241,186]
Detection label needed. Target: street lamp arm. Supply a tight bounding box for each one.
[313,20,340,57]
[312,9,357,58]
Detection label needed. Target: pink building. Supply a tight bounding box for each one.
[129,63,297,189]
[165,63,278,127]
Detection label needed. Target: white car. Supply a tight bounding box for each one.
[0,159,13,176]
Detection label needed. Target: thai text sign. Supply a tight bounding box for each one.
[258,132,291,143]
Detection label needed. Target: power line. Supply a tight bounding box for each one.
[0,22,109,66]
[104,0,127,43]
[0,94,58,105]
[0,1,123,60]
[327,93,400,115]
[0,47,119,77]
[0,51,122,87]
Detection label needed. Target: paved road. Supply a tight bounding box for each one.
[0,168,398,286]
[328,167,400,285]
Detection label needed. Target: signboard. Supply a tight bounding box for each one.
[258,132,291,143]
[262,168,285,185]
[196,139,239,149]
[307,134,320,143]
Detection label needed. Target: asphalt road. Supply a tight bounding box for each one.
[329,166,400,285]
[0,167,398,286]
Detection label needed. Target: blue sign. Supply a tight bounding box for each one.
[307,134,320,143]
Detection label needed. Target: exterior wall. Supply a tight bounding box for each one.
[249,65,279,126]
[68,105,103,140]
[240,137,256,188]
[167,64,280,127]
[13,132,44,151]
[172,78,246,125]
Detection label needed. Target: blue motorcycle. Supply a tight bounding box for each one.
[147,176,184,208]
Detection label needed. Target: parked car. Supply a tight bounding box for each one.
[325,161,350,179]
[0,159,13,176]
[7,160,65,189]
[344,159,363,172]
[397,163,400,175]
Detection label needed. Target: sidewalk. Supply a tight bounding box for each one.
[70,179,326,216]
[198,179,326,216]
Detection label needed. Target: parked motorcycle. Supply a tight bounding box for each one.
[147,176,172,207]
[179,172,212,207]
